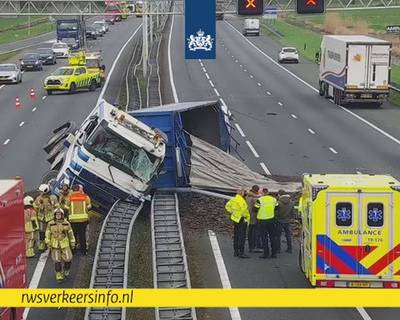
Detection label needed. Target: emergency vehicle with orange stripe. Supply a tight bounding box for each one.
[299,174,400,288]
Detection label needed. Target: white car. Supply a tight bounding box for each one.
[51,42,70,58]
[0,63,22,84]
[93,20,109,33]
[278,47,299,64]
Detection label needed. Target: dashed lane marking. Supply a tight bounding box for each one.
[202,67,207,73]
[246,140,259,158]
[239,64,243,67]
[0,84,5,90]
[266,91,271,96]
[235,123,246,137]
[291,114,297,119]
[278,102,283,106]
[209,80,215,88]
[208,230,242,320]
[260,162,272,175]
[205,73,210,80]
[308,128,316,135]
[249,75,254,79]
[329,147,338,154]
[42,96,46,100]
[214,88,221,96]
[3,139,10,145]
[19,121,24,127]
[32,107,37,112]
[244,69,247,72]
[257,82,261,86]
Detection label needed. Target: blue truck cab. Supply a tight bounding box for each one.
[56,18,85,50]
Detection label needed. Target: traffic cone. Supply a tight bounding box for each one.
[15,97,21,109]
[29,88,36,100]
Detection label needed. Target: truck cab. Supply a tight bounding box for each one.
[50,100,166,213]
[299,174,400,288]
[56,19,85,50]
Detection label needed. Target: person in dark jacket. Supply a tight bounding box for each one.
[245,185,260,252]
[276,190,294,253]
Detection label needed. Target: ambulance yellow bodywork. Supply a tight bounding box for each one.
[299,174,400,288]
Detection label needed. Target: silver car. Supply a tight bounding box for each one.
[0,63,22,84]
[93,20,109,33]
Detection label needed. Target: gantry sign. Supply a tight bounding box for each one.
[237,0,264,15]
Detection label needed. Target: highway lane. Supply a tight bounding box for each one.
[169,14,400,320]
[0,31,55,54]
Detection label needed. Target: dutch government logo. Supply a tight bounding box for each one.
[187,30,213,52]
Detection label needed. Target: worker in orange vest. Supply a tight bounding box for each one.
[65,184,91,255]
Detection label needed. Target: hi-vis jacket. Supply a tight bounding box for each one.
[255,195,278,220]
[34,194,59,223]
[45,219,75,249]
[66,191,91,223]
[225,194,250,223]
[24,207,39,232]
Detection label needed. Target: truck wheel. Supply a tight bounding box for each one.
[47,90,53,95]
[318,81,324,96]
[333,88,342,106]
[89,79,97,91]
[69,82,76,94]
[324,83,329,98]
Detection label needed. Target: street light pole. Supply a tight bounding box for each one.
[142,1,148,78]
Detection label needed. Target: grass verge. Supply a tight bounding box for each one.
[0,50,20,63]
[126,206,154,320]
[0,17,54,45]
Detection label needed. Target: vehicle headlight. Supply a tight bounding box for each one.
[21,61,24,64]
[35,61,39,64]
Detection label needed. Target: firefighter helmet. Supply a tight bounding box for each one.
[38,184,50,193]
[24,196,34,206]
[54,208,65,219]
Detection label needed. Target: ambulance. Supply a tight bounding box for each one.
[298,174,400,288]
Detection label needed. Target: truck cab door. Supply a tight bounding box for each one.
[359,193,393,279]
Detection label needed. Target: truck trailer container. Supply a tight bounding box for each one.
[319,35,391,107]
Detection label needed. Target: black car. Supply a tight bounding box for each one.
[86,26,98,40]
[36,48,57,65]
[20,53,43,71]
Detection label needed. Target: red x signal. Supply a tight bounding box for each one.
[246,0,256,9]
[306,0,316,6]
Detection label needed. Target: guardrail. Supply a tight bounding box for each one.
[390,84,400,93]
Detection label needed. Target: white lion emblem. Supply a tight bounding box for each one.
[188,29,213,52]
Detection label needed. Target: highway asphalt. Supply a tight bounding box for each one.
[169,13,400,320]
[0,17,142,320]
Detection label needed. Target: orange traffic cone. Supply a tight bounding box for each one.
[15,97,21,108]
[29,88,36,100]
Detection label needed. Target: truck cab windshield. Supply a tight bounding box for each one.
[58,22,78,31]
[84,121,160,182]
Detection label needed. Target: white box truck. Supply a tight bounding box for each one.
[243,19,260,36]
[319,35,391,106]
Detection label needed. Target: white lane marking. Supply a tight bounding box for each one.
[257,82,261,86]
[356,307,373,320]
[3,139,10,145]
[235,59,238,63]
[208,230,242,320]
[308,128,316,135]
[209,80,215,88]
[19,121,25,127]
[329,147,338,154]
[249,75,254,79]
[235,123,246,137]
[214,88,221,96]
[246,140,259,158]
[231,55,234,58]
[32,107,37,112]
[205,73,210,80]
[0,84,5,90]
[291,114,297,119]
[202,67,207,73]
[278,101,283,106]
[226,20,400,150]
[220,98,227,108]
[167,14,178,103]
[239,64,243,67]
[98,23,142,104]
[200,62,204,67]
[42,96,46,100]
[244,69,247,72]
[22,250,49,320]
[260,162,272,175]
[266,91,271,96]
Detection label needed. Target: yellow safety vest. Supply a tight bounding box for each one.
[45,220,75,249]
[225,194,250,223]
[68,192,90,223]
[256,195,278,220]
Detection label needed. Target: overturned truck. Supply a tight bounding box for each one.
[43,100,300,213]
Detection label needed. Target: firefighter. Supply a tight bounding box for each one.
[66,185,91,255]
[255,188,279,259]
[24,196,39,258]
[225,189,250,258]
[34,184,59,251]
[58,183,72,218]
[45,208,75,282]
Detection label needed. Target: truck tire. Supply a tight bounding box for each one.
[47,90,53,95]
[324,83,329,98]
[333,88,342,106]
[43,121,76,153]
[69,82,76,94]
[89,79,97,91]
[41,170,59,190]
[318,81,324,96]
